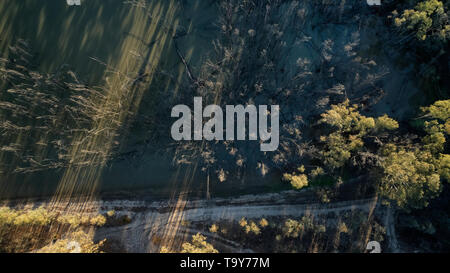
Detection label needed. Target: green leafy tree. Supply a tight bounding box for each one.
[394,0,449,41]
[379,146,441,208]
[421,100,450,153]
[439,154,450,181]
[378,100,450,208]
[319,100,398,169]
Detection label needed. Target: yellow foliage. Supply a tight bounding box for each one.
[209,224,219,233]
[282,219,304,238]
[380,148,442,208]
[181,233,219,253]
[239,217,247,227]
[395,0,446,41]
[283,173,308,190]
[160,246,171,253]
[319,100,397,169]
[338,222,349,234]
[297,165,305,173]
[89,215,107,227]
[376,115,399,131]
[422,100,450,121]
[282,217,326,238]
[0,206,107,228]
[439,154,450,181]
[259,218,269,228]
[248,221,261,235]
[310,167,325,178]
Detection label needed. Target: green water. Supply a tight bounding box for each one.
[0,0,288,200]
[0,1,398,201]
[0,0,216,83]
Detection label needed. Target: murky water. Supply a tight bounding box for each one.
[0,0,287,200]
[0,0,414,201]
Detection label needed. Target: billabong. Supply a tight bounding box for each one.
[171,97,279,151]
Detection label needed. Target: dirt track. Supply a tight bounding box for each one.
[82,192,399,253]
[7,190,399,252]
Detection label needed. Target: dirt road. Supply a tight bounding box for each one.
[86,192,398,253]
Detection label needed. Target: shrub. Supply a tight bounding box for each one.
[209,224,219,233]
[283,173,308,190]
[181,233,218,253]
